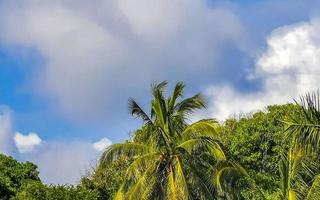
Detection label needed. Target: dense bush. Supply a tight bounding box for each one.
[221,104,299,197]
[0,154,40,199]
[13,181,99,200]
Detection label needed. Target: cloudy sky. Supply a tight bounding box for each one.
[1,0,320,184]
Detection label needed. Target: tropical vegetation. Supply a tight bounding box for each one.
[1,82,320,200]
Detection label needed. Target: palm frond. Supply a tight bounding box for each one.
[125,162,159,200]
[212,160,249,195]
[167,166,178,200]
[173,156,189,199]
[174,93,206,115]
[126,152,160,179]
[168,82,185,112]
[307,175,320,200]
[285,91,320,153]
[185,158,216,199]
[178,138,225,161]
[100,143,149,166]
[151,81,168,96]
[182,119,220,140]
[113,184,125,200]
[129,98,153,125]
[280,147,320,200]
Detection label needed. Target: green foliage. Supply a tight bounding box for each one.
[13,181,99,200]
[3,84,320,200]
[0,154,40,199]
[220,104,300,197]
[81,156,131,200]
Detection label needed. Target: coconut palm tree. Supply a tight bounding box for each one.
[282,92,320,200]
[285,92,320,154]
[279,147,320,200]
[99,81,229,199]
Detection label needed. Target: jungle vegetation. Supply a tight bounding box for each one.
[1,81,320,200]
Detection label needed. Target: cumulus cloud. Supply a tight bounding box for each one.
[204,17,320,120]
[93,137,112,151]
[19,137,113,184]
[0,104,111,184]
[26,141,100,184]
[17,137,113,184]
[13,132,42,153]
[0,0,247,122]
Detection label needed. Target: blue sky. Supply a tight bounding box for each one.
[1,0,320,184]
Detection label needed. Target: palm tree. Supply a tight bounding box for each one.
[285,92,320,154]
[282,92,320,200]
[279,147,320,200]
[99,81,229,199]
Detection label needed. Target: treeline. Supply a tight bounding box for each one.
[1,82,320,200]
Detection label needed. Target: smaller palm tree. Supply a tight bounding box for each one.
[282,92,320,200]
[285,92,320,154]
[279,147,320,200]
[99,81,228,199]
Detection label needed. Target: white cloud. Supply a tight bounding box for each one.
[0,0,247,121]
[0,105,110,184]
[14,132,42,153]
[17,137,113,184]
[93,137,112,151]
[17,136,112,184]
[26,141,99,184]
[28,136,111,184]
[204,17,320,120]
[0,106,14,155]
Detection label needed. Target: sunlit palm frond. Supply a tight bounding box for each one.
[140,176,158,200]
[113,184,125,200]
[125,162,159,200]
[177,138,225,161]
[307,175,320,200]
[182,119,220,140]
[167,166,178,200]
[126,152,160,179]
[212,160,249,195]
[285,91,320,153]
[166,160,189,200]
[280,147,320,200]
[174,93,206,116]
[280,147,305,200]
[100,143,149,166]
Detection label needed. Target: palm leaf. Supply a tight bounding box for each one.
[307,175,320,200]
[129,98,153,125]
[174,93,206,115]
[212,161,249,195]
[168,82,185,112]
[182,119,220,139]
[177,138,225,161]
[285,91,320,153]
[280,147,319,200]
[126,152,160,179]
[173,156,189,199]
[100,143,149,166]
[125,162,159,200]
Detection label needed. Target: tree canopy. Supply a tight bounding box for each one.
[1,82,320,200]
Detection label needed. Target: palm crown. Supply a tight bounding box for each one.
[100,81,228,199]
